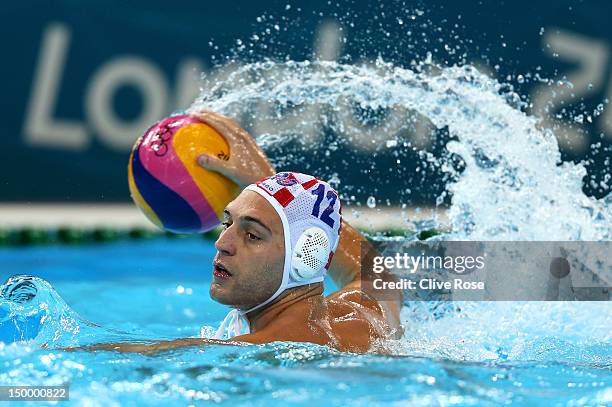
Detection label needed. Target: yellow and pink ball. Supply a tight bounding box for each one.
[128,114,239,233]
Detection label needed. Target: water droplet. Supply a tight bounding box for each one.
[328,174,340,187]
[386,140,398,148]
[366,196,376,208]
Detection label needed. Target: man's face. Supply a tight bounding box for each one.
[210,190,285,310]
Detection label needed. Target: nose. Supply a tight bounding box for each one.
[215,225,236,256]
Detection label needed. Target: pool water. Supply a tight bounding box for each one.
[0,238,610,406]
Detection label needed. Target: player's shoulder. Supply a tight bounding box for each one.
[326,282,385,317]
[235,304,333,345]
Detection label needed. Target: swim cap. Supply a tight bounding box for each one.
[214,172,342,339]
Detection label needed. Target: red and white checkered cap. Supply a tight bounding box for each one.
[246,172,342,286]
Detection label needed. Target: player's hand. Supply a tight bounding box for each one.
[194,111,275,187]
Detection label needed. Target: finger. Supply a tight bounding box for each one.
[195,108,211,113]
[196,113,243,145]
[208,113,249,137]
[197,153,239,183]
[193,116,251,162]
[198,112,257,148]
[188,110,208,124]
[215,116,259,148]
[194,112,265,166]
[198,111,236,128]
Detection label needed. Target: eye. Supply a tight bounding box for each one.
[247,232,261,241]
[221,221,231,229]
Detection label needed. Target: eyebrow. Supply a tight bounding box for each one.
[224,209,272,234]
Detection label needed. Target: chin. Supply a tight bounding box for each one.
[209,282,236,305]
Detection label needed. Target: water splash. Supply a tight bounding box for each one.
[0,275,145,348]
[189,59,611,241]
[393,301,611,364]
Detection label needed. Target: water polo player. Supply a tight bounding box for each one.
[89,111,403,354]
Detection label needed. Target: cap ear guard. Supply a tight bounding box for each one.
[290,227,331,281]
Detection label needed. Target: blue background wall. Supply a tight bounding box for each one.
[2,0,611,203]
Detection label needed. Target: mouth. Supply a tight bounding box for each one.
[213,261,232,280]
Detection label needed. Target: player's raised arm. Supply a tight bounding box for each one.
[326,220,404,337]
